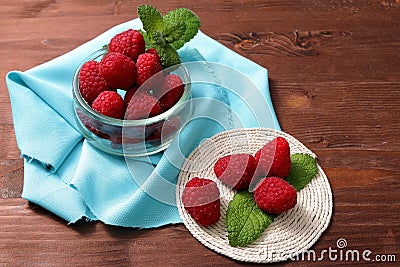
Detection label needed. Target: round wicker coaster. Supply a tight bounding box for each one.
[176,128,333,263]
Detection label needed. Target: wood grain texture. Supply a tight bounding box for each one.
[1,0,399,266]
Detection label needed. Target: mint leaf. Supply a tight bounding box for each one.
[286,153,318,191]
[139,30,152,49]
[163,8,201,49]
[138,5,163,35]
[163,21,186,44]
[226,191,276,247]
[138,6,200,67]
[153,42,181,68]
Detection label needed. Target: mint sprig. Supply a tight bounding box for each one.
[137,5,163,35]
[153,42,182,70]
[163,8,201,49]
[227,153,319,247]
[286,153,318,191]
[226,191,276,247]
[138,5,201,68]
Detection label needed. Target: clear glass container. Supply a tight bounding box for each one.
[72,48,192,157]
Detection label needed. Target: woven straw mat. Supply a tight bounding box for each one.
[176,128,333,263]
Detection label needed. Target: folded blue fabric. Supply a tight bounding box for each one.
[6,18,280,228]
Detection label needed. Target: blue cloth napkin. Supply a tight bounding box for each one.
[6,18,280,228]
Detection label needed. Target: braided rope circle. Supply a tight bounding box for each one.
[176,128,333,263]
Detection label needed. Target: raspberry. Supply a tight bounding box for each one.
[123,85,138,106]
[146,48,158,55]
[155,74,185,111]
[136,53,162,86]
[92,91,125,119]
[214,154,257,190]
[99,52,136,90]
[182,177,220,226]
[76,109,110,139]
[125,92,163,120]
[145,48,161,62]
[254,177,297,214]
[145,116,181,146]
[254,136,291,179]
[108,29,145,62]
[78,61,109,104]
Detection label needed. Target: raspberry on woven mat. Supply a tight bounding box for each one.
[254,136,291,180]
[254,177,297,214]
[214,154,257,190]
[182,177,221,226]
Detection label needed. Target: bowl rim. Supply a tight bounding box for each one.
[72,47,191,127]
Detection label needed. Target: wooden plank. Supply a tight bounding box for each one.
[0,195,398,265]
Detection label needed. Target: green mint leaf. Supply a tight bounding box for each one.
[139,30,152,49]
[162,8,201,49]
[151,30,166,45]
[286,153,318,191]
[226,191,276,247]
[153,42,181,68]
[137,5,163,35]
[163,21,186,44]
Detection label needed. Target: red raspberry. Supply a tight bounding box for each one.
[108,29,145,62]
[145,48,160,62]
[78,61,109,104]
[155,74,185,111]
[182,177,220,226]
[254,136,291,179]
[136,53,162,86]
[254,177,297,214]
[214,154,257,190]
[145,116,181,146]
[146,48,158,55]
[99,52,136,90]
[76,109,110,139]
[123,85,138,106]
[92,91,125,119]
[125,92,163,120]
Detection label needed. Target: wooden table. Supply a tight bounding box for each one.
[1,1,399,266]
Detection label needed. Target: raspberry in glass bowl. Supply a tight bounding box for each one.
[72,48,192,157]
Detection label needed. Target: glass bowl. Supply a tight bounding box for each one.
[72,48,192,157]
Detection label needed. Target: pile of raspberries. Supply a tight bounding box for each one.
[182,136,298,226]
[78,29,184,120]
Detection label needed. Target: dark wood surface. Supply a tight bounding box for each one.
[1,0,399,266]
